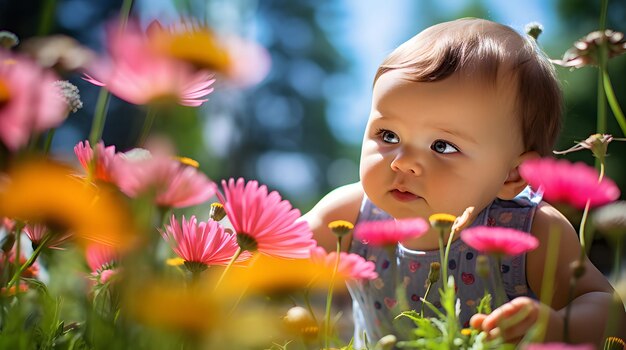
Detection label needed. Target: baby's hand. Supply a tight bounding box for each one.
[469,297,544,344]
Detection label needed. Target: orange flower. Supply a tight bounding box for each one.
[0,160,134,250]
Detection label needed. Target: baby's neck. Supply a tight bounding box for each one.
[401,228,460,252]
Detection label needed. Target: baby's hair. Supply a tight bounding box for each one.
[374,18,562,157]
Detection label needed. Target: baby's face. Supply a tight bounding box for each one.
[360,69,525,220]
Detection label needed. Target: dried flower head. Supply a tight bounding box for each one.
[328,220,354,238]
[552,29,626,69]
[554,133,625,161]
[0,31,19,49]
[525,22,543,41]
[593,201,626,239]
[54,80,83,113]
[282,306,318,341]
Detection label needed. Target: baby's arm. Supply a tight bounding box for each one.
[471,202,625,345]
[300,182,364,252]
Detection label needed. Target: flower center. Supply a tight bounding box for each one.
[183,261,208,274]
[236,233,258,252]
[0,80,10,106]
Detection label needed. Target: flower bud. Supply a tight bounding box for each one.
[282,306,318,341]
[209,203,226,221]
[427,262,440,285]
[0,31,19,49]
[428,213,456,232]
[525,22,543,41]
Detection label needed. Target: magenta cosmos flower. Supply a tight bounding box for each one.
[217,178,316,259]
[74,140,118,182]
[460,226,539,256]
[85,244,119,284]
[112,150,216,208]
[310,246,378,281]
[0,51,67,150]
[84,20,215,107]
[520,158,620,209]
[354,218,429,246]
[24,223,72,250]
[160,215,250,268]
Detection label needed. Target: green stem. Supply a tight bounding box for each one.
[7,234,50,289]
[443,227,455,288]
[118,0,134,29]
[599,0,608,30]
[525,224,561,344]
[595,0,609,170]
[493,255,506,308]
[37,0,56,36]
[603,71,626,137]
[138,107,157,146]
[43,128,56,155]
[303,288,319,326]
[324,237,342,350]
[579,199,593,256]
[438,229,447,291]
[88,88,111,146]
[420,282,433,318]
[213,247,243,292]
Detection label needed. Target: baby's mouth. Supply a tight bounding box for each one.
[390,189,421,202]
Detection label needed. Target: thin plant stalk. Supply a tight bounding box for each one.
[138,107,157,146]
[595,0,609,166]
[212,247,243,292]
[420,281,433,318]
[324,236,342,350]
[438,229,447,290]
[88,88,111,146]
[523,224,561,345]
[603,72,626,136]
[7,234,51,289]
[493,255,507,307]
[43,128,56,155]
[442,227,455,288]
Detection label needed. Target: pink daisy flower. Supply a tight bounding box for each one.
[520,158,620,209]
[112,151,216,208]
[0,51,67,150]
[84,20,215,107]
[160,215,250,268]
[85,244,119,284]
[74,140,118,182]
[310,246,378,281]
[24,223,72,250]
[217,178,316,259]
[354,218,429,247]
[460,226,539,256]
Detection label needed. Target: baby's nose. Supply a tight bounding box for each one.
[390,151,423,175]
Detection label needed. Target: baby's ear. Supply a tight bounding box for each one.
[496,151,540,200]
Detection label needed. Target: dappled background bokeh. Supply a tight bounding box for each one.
[1,0,624,270]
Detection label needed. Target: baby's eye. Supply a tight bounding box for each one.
[431,139,459,154]
[376,129,400,144]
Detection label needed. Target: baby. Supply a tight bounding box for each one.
[303,18,625,347]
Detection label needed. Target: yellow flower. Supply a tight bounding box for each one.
[0,160,134,250]
[215,253,345,297]
[428,213,456,231]
[604,337,625,350]
[461,328,472,336]
[328,220,354,237]
[124,280,218,334]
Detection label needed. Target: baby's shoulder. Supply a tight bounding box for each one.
[530,201,577,241]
